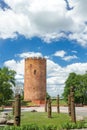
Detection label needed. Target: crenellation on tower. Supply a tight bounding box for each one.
[25,57,46,60]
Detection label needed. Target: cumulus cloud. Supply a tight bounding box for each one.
[63,55,78,61]
[0,0,86,45]
[54,50,66,57]
[4,52,87,97]
[54,50,78,61]
[17,52,43,58]
[4,59,24,83]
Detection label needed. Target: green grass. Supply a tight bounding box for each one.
[21,112,70,129]
[51,99,67,106]
[21,99,67,107]
[0,106,4,111]
[21,100,39,107]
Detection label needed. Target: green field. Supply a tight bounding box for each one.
[0,110,87,130]
[21,112,70,129]
[51,99,67,106]
[22,99,67,107]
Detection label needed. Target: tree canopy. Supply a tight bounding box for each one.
[0,67,16,105]
[63,72,87,104]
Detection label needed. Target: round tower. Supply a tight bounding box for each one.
[24,57,46,104]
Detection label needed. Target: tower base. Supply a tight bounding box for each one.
[32,100,45,105]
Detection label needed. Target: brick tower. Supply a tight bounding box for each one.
[24,57,46,104]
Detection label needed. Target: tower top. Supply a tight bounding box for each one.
[25,57,46,60]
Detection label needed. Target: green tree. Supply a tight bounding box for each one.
[80,73,87,104]
[63,72,77,102]
[46,92,51,100]
[63,72,87,104]
[0,67,16,105]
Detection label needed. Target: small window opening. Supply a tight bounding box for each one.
[34,70,36,75]
[30,64,32,67]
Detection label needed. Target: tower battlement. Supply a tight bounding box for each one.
[25,57,46,60]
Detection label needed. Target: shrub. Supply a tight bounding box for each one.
[61,121,86,129]
[0,124,57,130]
[42,125,57,130]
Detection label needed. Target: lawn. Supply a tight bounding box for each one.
[51,99,67,106]
[21,99,67,107]
[0,110,87,130]
[21,112,70,129]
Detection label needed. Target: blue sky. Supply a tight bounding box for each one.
[0,0,87,96]
[1,36,87,67]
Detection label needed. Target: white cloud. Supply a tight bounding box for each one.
[17,52,43,58]
[68,0,87,21]
[66,0,87,46]
[4,52,87,97]
[0,0,86,45]
[4,59,24,83]
[72,50,77,53]
[54,50,78,61]
[63,55,78,61]
[65,63,87,74]
[54,50,66,57]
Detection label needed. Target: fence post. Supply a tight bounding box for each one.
[12,101,15,115]
[68,94,71,116]
[57,95,60,113]
[70,87,76,123]
[48,98,52,118]
[14,94,21,126]
[45,97,48,112]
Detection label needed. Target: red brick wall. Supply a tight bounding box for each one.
[24,57,46,104]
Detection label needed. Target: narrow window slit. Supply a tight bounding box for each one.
[34,70,36,75]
